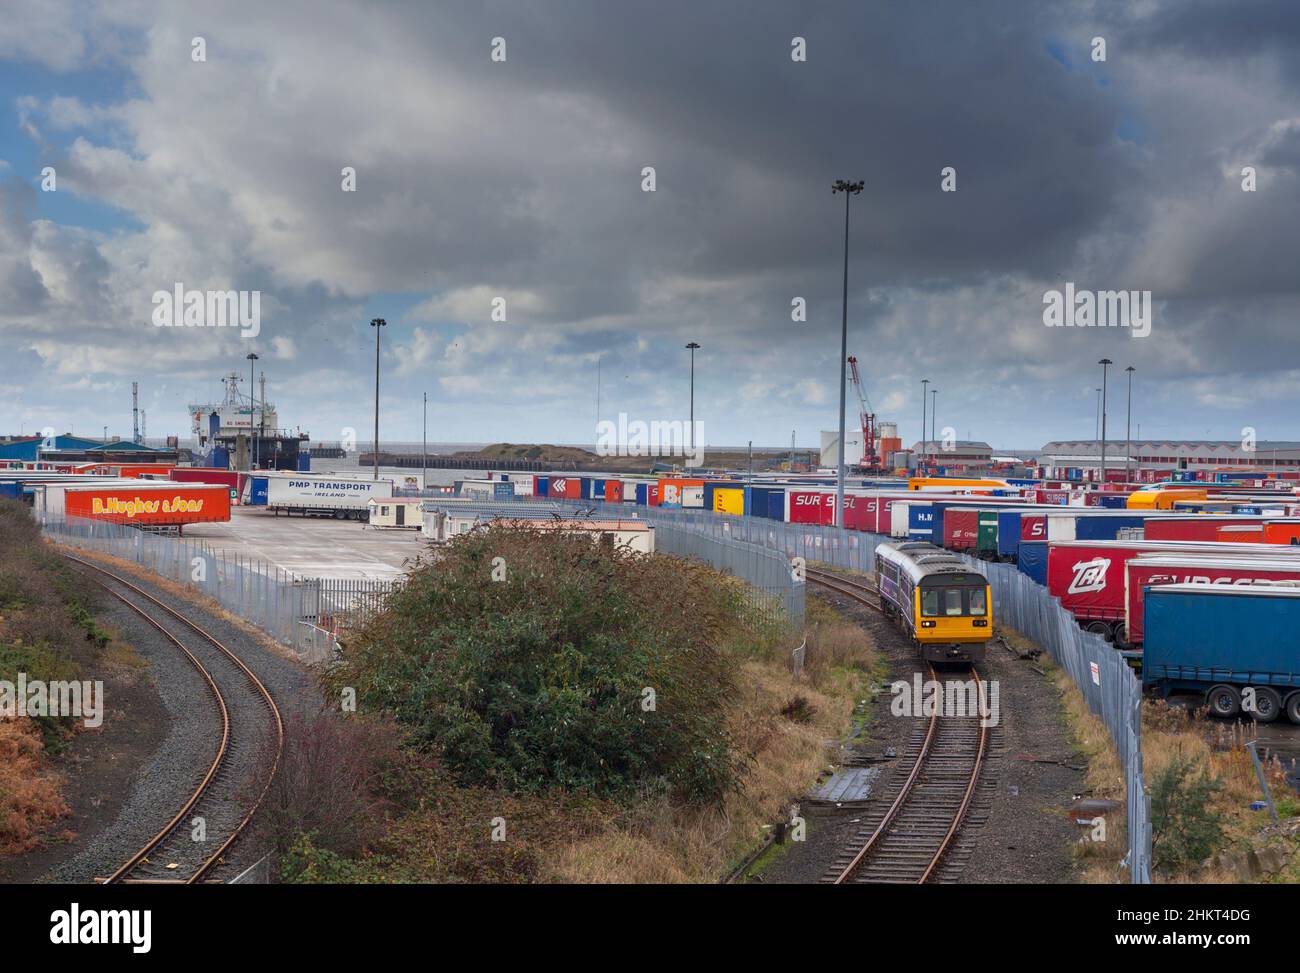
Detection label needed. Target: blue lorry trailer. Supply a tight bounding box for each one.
[1142,583,1300,723]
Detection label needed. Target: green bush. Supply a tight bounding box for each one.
[1150,752,1226,872]
[326,524,748,805]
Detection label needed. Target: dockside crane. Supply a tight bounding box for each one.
[846,355,880,474]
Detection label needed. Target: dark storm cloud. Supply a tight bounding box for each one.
[382,0,1140,304]
[7,0,1300,446]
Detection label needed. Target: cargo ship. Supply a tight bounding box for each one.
[189,370,309,471]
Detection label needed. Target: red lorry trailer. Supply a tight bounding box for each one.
[62,483,232,530]
[1046,539,1300,645]
[1125,554,1300,647]
[1142,516,1268,541]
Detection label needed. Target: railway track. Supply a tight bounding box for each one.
[65,554,284,885]
[806,566,990,885]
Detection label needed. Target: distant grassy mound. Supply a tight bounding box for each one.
[325,524,746,805]
[456,443,599,463]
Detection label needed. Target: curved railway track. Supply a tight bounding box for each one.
[64,554,284,885]
[806,566,990,884]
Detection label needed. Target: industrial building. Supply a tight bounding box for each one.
[0,434,176,465]
[1039,439,1300,473]
[908,440,994,468]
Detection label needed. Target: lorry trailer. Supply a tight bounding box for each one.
[1142,583,1300,723]
[261,475,397,520]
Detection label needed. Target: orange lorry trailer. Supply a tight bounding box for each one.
[63,484,232,526]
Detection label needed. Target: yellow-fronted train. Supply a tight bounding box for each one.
[874,540,991,664]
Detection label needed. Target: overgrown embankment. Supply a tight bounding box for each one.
[0,500,117,854]
[1009,627,1300,884]
[263,523,876,882]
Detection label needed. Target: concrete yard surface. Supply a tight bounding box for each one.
[185,506,428,580]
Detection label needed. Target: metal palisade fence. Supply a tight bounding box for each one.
[528,497,1152,883]
[41,516,396,665]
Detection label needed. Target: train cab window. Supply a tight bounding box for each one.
[970,587,987,616]
[944,589,963,616]
[921,589,940,616]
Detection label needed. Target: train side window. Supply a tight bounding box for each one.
[944,589,963,616]
[970,587,986,615]
[921,589,939,616]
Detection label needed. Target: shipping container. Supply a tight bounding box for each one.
[1017,540,1048,584]
[1047,512,1149,542]
[63,484,231,527]
[1143,517,1262,542]
[534,476,549,497]
[996,510,1023,560]
[605,480,624,504]
[1125,554,1300,646]
[1262,522,1300,545]
[657,478,704,508]
[712,486,744,515]
[942,508,980,550]
[547,475,582,500]
[766,489,784,520]
[907,502,936,540]
[977,510,999,557]
[747,485,772,519]
[1218,524,1263,543]
[788,490,833,525]
[1142,584,1300,722]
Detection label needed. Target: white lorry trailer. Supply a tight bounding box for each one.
[263,475,396,520]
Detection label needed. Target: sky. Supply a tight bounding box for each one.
[2,0,1299,451]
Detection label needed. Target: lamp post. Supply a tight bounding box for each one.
[930,388,938,462]
[422,391,428,495]
[921,378,929,473]
[1125,366,1135,483]
[832,178,864,528]
[686,342,700,468]
[246,352,258,470]
[1099,359,1112,486]
[370,318,386,480]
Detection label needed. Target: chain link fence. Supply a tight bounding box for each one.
[41,516,396,665]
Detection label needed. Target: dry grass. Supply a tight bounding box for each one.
[0,720,69,854]
[1022,625,1299,884]
[542,615,876,883]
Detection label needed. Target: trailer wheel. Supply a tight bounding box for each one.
[1247,687,1283,724]
[1206,685,1241,718]
[1286,692,1300,725]
[1112,622,1132,650]
[1084,620,1113,642]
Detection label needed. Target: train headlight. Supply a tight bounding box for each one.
[920,620,936,628]
[973,619,988,627]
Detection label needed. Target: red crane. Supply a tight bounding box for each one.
[846,355,879,473]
